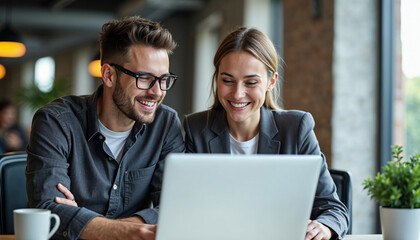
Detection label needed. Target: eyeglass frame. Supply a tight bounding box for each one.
[110,63,177,91]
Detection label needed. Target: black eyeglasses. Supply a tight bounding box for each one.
[110,63,177,91]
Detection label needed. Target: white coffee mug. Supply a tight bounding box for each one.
[13,208,60,240]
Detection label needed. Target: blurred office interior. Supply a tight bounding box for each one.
[1,0,418,235]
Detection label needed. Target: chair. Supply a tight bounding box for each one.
[0,151,28,234]
[329,168,352,234]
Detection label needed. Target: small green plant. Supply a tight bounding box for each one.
[363,145,420,208]
[14,77,70,111]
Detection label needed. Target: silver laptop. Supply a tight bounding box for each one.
[156,154,322,240]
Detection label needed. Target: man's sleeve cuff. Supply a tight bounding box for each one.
[316,216,345,240]
[55,207,102,240]
[135,207,159,224]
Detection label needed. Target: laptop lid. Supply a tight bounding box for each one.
[156,154,322,240]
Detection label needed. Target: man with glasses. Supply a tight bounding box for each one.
[26,16,184,240]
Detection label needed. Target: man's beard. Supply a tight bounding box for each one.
[112,76,162,124]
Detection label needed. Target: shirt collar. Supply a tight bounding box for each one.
[86,85,102,141]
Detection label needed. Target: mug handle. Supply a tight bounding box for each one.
[48,213,60,239]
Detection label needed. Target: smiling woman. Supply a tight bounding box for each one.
[183,26,349,240]
[216,50,276,141]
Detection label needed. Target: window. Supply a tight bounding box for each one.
[394,0,420,157]
[34,57,55,92]
[400,0,420,156]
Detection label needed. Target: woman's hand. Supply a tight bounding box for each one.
[55,183,78,207]
[305,220,333,240]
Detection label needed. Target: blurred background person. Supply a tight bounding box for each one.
[0,99,28,154]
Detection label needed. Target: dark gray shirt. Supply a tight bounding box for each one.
[26,86,185,240]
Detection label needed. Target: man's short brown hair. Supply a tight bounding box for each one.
[99,16,177,65]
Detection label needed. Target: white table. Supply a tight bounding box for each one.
[344,235,382,240]
[0,234,383,240]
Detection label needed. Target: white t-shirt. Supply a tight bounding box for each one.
[98,120,131,163]
[230,133,259,155]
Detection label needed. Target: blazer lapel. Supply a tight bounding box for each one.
[209,109,230,153]
[258,106,281,154]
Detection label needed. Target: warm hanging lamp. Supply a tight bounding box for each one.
[0,64,6,79]
[0,25,26,57]
[0,1,26,58]
[88,53,101,78]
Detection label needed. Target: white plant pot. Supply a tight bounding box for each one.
[380,206,420,240]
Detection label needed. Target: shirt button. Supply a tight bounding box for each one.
[108,157,113,161]
[63,231,68,237]
[113,184,118,190]
[99,135,104,140]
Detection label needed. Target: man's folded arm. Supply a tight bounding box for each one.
[26,163,101,239]
[25,109,100,239]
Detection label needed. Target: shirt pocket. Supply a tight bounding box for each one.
[123,164,156,210]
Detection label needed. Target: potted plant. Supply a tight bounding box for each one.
[14,77,70,111]
[363,145,420,240]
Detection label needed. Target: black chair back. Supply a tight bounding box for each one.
[0,151,28,234]
[329,168,352,234]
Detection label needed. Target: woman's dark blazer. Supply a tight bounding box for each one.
[183,106,349,239]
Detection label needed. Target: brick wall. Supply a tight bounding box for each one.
[283,0,335,165]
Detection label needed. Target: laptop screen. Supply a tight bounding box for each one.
[156,153,322,240]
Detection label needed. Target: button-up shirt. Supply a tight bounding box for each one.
[26,86,185,239]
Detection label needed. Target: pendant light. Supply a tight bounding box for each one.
[0,1,26,58]
[0,64,6,79]
[88,53,101,78]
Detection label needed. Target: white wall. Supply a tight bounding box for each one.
[19,62,36,129]
[193,13,221,112]
[73,45,95,95]
[244,0,271,36]
[332,0,379,234]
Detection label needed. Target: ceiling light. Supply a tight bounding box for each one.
[0,64,6,79]
[88,59,101,78]
[0,1,26,58]
[0,25,26,57]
